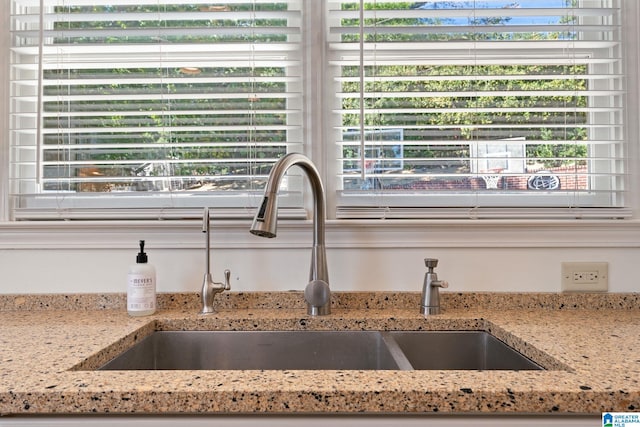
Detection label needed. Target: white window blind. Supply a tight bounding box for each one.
[328,0,628,219]
[10,0,304,220]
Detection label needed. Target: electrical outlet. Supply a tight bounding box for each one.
[561,262,608,292]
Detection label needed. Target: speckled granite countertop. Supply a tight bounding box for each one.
[0,292,639,416]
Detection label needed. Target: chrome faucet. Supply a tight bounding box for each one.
[250,153,331,316]
[421,258,449,315]
[200,207,231,315]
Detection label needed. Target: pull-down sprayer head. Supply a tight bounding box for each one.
[250,193,278,238]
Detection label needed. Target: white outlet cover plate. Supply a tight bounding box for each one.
[561,262,609,292]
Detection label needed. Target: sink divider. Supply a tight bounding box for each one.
[379,332,414,371]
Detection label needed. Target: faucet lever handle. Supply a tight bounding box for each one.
[433,279,449,289]
[305,279,330,308]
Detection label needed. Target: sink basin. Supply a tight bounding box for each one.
[95,330,543,371]
[387,331,543,370]
[99,331,402,370]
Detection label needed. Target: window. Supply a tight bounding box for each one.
[8,0,630,221]
[10,0,304,219]
[328,0,627,219]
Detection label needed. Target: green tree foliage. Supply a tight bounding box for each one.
[340,1,587,175]
[46,3,291,190]
[44,1,588,192]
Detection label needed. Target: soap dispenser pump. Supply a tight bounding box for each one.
[420,258,448,315]
[127,240,157,316]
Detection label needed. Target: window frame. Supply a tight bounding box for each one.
[8,0,307,220]
[3,0,640,226]
[326,0,628,219]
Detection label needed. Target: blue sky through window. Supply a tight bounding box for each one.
[415,1,571,26]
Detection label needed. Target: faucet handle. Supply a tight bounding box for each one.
[433,279,449,289]
[304,279,330,309]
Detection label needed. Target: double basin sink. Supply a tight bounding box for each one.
[97,330,544,371]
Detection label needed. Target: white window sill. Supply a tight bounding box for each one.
[1,218,639,249]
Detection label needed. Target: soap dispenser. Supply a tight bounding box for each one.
[420,258,448,315]
[127,240,156,316]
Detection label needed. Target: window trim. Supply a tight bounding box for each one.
[9,0,307,219]
[326,0,628,217]
[3,1,640,225]
[2,217,640,251]
[1,0,9,222]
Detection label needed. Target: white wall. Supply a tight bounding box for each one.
[1,247,639,294]
[1,220,639,294]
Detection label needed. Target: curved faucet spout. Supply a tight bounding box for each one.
[250,153,330,315]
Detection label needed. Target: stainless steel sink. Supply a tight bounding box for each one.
[99,331,403,370]
[387,331,543,370]
[96,330,543,371]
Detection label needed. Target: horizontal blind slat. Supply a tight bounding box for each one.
[10,0,305,215]
[330,0,625,214]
